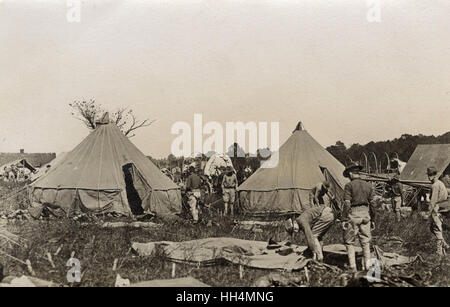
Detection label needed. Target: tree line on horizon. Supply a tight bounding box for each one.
[148,132,450,176]
[326,131,450,170]
[148,143,272,174]
[68,101,449,174]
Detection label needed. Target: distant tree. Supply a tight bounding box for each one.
[205,151,217,158]
[324,131,450,171]
[326,141,347,165]
[247,157,261,172]
[347,143,365,164]
[167,154,176,162]
[257,147,272,161]
[167,154,176,169]
[147,155,160,167]
[69,99,155,137]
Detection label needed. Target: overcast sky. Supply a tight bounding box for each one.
[1,0,449,158]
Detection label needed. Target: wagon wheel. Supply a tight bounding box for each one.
[372,181,387,198]
[403,186,415,205]
[403,186,423,210]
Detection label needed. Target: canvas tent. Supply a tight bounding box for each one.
[204,153,234,176]
[400,144,450,184]
[238,122,348,217]
[30,152,67,182]
[29,121,181,216]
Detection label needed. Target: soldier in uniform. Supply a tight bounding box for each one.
[285,203,337,262]
[386,175,403,222]
[427,166,449,256]
[185,166,203,223]
[221,166,238,216]
[309,180,332,206]
[285,180,340,262]
[341,164,376,272]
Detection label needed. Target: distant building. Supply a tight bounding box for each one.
[0,150,56,168]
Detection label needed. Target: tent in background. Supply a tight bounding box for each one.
[238,122,348,217]
[0,159,36,175]
[30,152,67,182]
[204,153,234,176]
[400,144,450,184]
[29,118,181,217]
[0,153,55,169]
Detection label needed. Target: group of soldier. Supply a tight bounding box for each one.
[0,165,32,184]
[172,159,448,266]
[183,165,238,223]
[285,164,449,272]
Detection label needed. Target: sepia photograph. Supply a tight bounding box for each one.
[0,0,449,294]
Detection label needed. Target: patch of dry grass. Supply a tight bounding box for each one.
[1,189,448,287]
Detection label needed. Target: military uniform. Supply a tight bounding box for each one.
[308,182,329,206]
[294,204,335,261]
[343,179,375,246]
[186,172,203,222]
[342,164,375,271]
[387,179,403,221]
[222,170,237,216]
[429,178,449,255]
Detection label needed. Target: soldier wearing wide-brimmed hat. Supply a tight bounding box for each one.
[426,166,449,256]
[341,163,375,272]
[343,163,363,178]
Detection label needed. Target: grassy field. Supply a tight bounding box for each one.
[1,186,449,287]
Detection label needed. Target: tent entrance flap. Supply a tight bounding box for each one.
[122,163,150,215]
[320,166,345,203]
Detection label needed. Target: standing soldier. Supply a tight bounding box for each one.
[221,166,238,216]
[172,167,182,185]
[426,167,449,257]
[185,166,202,223]
[216,166,226,194]
[7,166,15,181]
[341,164,376,272]
[387,175,403,222]
[2,167,9,183]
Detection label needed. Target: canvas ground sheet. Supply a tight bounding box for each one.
[132,237,419,271]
